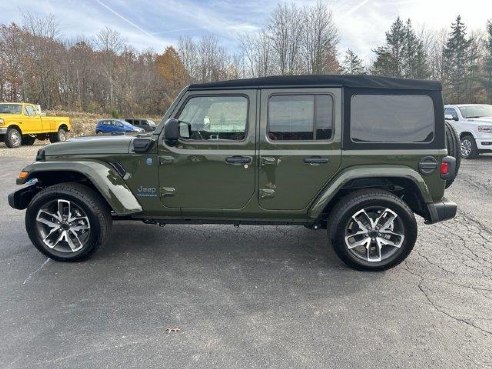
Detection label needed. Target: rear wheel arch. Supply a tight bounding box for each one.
[316,176,430,223]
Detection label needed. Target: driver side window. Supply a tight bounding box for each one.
[178,95,248,141]
[25,105,35,116]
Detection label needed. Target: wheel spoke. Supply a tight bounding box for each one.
[374,208,397,232]
[67,230,83,251]
[352,209,372,231]
[377,236,404,248]
[57,199,72,220]
[42,226,62,247]
[346,236,371,249]
[36,210,61,229]
[367,238,383,262]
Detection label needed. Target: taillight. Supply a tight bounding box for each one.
[440,161,449,175]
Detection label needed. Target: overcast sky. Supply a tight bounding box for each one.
[1,0,490,62]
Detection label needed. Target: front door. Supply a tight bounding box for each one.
[23,104,42,134]
[158,90,257,213]
[258,88,342,210]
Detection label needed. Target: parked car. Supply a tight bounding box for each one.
[124,118,157,132]
[9,75,459,271]
[95,119,144,135]
[0,102,71,148]
[444,104,492,159]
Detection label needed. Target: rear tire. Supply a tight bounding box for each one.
[5,127,22,148]
[327,189,417,271]
[49,127,68,143]
[460,134,479,159]
[25,183,112,262]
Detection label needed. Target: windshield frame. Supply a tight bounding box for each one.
[457,105,492,119]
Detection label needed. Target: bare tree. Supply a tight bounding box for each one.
[303,1,339,74]
[238,31,272,77]
[177,36,198,83]
[95,27,125,111]
[267,3,304,75]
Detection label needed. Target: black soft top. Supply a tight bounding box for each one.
[189,75,441,91]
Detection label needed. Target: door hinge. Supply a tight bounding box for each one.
[259,188,275,199]
[160,156,175,165]
[160,187,176,197]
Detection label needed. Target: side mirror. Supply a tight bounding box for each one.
[164,118,179,145]
[445,114,458,121]
[164,118,191,145]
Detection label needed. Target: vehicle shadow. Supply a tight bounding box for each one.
[91,222,388,301]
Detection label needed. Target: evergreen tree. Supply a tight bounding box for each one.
[442,15,472,103]
[372,17,429,78]
[342,49,365,74]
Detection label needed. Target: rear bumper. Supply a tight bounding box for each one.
[426,198,457,224]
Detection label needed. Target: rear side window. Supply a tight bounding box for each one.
[268,95,333,141]
[351,95,434,143]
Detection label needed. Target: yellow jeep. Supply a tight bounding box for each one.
[0,102,71,148]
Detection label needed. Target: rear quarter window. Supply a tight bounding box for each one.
[350,95,435,143]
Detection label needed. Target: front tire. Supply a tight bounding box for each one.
[25,183,112,262]
[328,189,417,271]
[460,134,479,159]
[5,127,22,148]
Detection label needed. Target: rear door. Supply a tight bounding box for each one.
[258,88,342,210]
[158,89,257,213]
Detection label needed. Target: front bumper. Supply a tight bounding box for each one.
[426,197,457,224]
[0,127,7,134]
[8,180,41,210]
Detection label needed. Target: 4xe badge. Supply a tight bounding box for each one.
[136,186,157,197]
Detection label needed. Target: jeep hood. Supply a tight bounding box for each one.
[42,136,135,157]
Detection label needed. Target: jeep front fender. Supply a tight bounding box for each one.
[18,160,142,215]
[308,166,433,219]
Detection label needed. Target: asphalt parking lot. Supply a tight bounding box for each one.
[1,144,491,369]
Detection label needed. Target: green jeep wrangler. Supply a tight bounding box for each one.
[8,75,460,271]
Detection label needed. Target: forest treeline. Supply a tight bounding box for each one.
[1,2,492,116]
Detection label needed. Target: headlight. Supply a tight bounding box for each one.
[0,118,4,125]
[478,126,492,133]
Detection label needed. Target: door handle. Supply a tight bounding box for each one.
[304,156,329,165]
[225,156,252,165]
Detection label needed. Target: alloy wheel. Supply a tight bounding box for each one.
[460,139,472,157]
[344,206,405,263]
[35,199,91,253]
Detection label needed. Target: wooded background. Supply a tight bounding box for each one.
[1,2,491,116]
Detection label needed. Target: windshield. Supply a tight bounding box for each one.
[0,103,22,114]
[458,105,492,119]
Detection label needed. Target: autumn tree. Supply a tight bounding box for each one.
[156,46,189,103]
